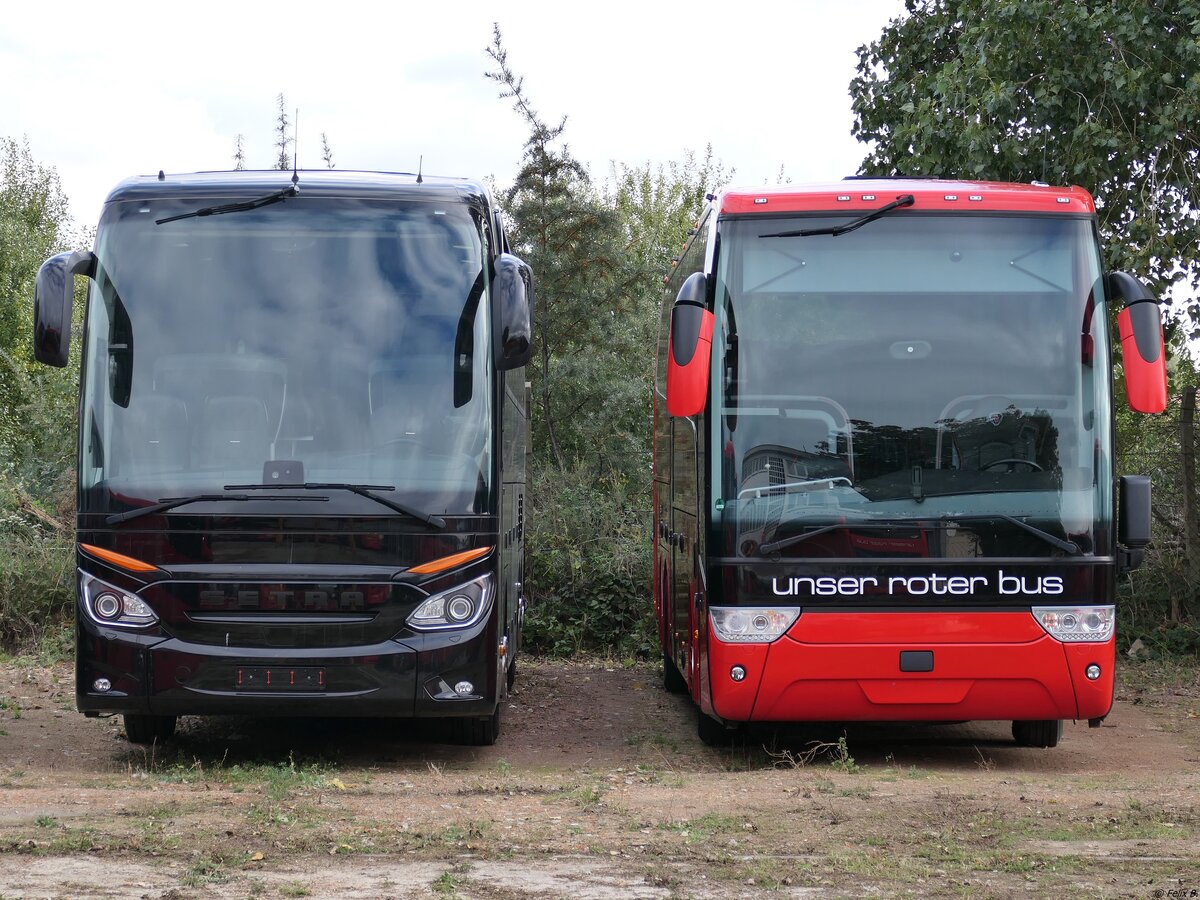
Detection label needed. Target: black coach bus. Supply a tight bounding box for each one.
[33,170,532,745]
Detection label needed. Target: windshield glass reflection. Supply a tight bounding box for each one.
[711,214,1112,559]
[80,197,492,518]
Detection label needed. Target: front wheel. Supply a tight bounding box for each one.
[1012,719,1062,748]
[450,707,501,746]
[124,713,177,745]
[697,711,740,747]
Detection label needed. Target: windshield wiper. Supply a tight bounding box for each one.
[759,194,915,239]
[944,514,1081,556]
[225,482,447,529]
[156,184,299,225]
[106,491,328,526]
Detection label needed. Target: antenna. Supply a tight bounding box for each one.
[291,108,300,191]
[417,155,423,185]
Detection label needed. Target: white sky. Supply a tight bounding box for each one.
[1,0,904,229]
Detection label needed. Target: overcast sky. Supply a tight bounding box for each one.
[1,1,904,228]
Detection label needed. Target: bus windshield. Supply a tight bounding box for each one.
[710,213,1113,559]
[80,196,493,519]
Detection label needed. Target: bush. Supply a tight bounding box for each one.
[522,463,655,658]
[0,529,73,653]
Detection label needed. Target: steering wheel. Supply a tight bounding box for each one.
[982,457,1043,472]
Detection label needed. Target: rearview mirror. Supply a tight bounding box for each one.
[492,253,532,370]
[666,272,713,417]
[33,250,94,367]
[1118,474,1152,571]
[1108,272,1167,414]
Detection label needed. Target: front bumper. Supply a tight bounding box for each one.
[76,613,500,719]
[706,611,1115,724]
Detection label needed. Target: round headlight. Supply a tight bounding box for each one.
[94,592,122,620]
[446,595,474,622]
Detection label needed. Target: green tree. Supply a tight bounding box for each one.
[484,27,736,656]
[0,137,80,501]
[0,137,78,650]
[606,147,733,286]
[851,0,1200,325]
[486,24,646,475]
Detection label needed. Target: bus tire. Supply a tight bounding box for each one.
[697,712,737,747]
[124,713,176,745]
[663,650,688,694]
[506,656,517,692]
[451,707,501,746]
[1012,719,1062,748]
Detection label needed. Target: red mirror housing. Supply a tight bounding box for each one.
[1118,303,1167,413]
[666,272,713,417]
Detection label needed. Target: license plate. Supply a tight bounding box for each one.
[235,667,325,692]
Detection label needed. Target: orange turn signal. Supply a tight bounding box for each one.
[407,546,493,575]
[79,543,160,574]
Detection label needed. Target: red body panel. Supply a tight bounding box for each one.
[706,613,1113,724]
[719,180,1095,216]
[705,639,769,720]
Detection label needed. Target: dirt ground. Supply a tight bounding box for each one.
[1,657,1198,899]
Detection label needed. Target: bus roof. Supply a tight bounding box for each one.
[717,179,1095,216]
[103,169,489,206]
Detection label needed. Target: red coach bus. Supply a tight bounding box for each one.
[653,179,1167,747]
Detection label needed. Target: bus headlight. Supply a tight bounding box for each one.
[80,572,158,628]
[407,574,493,631]
[710,606,800,643]
[1032,605,1114,643]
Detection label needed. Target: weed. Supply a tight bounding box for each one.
[34,815,57,828]
[1,696,23,719]
[432,871,461,895]
[625,731,679,753]
[569,783,605,810]
[182,855,231,887]
[281,883,312,898]
[150,752,335,802]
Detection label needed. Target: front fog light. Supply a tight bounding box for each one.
[92,678,112,693]
[730,666,746,682]
[1086,664,1102,681]
[454,680,474,696]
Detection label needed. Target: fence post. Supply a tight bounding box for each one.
[1179,387,1197,624]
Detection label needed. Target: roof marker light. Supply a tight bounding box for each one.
[944,194,959,201]
[861,194,876,201]
[1057,197,1071,204]
[837,195,851,202]
[969,195,983,202]
[754,198,768,204]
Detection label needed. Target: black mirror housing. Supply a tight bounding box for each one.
[33,250,94,367]
[1118,474,1152,571]
[492,253,533,371]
